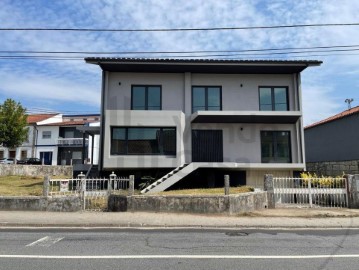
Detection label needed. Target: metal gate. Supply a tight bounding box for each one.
[49,175,133,211]
[273,177,348,208]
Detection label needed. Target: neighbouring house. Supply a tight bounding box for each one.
[85,58,321,192]
[305,106,359,176]
[0,113,100,167]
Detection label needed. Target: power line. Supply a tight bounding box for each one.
[1,44,359,55]
[2,47,359,59]
[1,23,359,32]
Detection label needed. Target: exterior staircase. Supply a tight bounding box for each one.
[141,163,199,194]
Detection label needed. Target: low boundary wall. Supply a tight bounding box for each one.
[108,191,268,214]
[0,165,72,177]
[0,196,82,212]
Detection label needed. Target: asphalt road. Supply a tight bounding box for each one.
[0,228,358,270]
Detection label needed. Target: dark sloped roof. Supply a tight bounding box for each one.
[85,57,322,74]
[305,106,359,129]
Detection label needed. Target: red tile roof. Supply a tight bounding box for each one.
[26,114,58,124]
[42,120,98,126]
[305,106,359,129]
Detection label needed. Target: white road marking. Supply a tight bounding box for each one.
[26,236,64,247]
[0,254,359,259]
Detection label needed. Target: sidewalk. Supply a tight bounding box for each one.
[1,208,359,229]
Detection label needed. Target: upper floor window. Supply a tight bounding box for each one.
[131,85,161,110]
[261,131,291,163]
[42,131,51,139]
[259,87,288,111]
[192,86,222,113]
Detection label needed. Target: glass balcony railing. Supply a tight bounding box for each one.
[57,138,88,146]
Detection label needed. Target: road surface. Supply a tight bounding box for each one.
[0,228,358,269]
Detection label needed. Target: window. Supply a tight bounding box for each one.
[111,127,176,155]
[9,150,16,159]
[261,131,291,163]
[192,86,221,113]
[42,131,51,139]
[0,151,4,159]
[21,150,27,160]
[131,85,161,110]
[259,87,288,111]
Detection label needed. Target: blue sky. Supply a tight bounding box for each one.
[1,0,359,125]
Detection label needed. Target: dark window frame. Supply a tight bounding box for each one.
[110,126,176,156]
[42,131,52,139]
[258,86,289,111]
[260,130,292,163]
[191,85,222,113]
[131,85,162,110]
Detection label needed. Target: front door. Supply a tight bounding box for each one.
[192,130,223,162]
[40,152,52,165]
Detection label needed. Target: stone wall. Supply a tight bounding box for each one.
[0,164,72,177]
[306,160,359,176]
[108,191,268,215]
[0,196,82,212]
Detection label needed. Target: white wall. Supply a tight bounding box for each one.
[105,72,298,114]
[191,123,300,163]
[103,71,302,170]
[103,110,185,169]
[35,126,59,165]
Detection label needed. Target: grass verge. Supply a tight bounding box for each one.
[156,186,254,195]
[0,175,69,196]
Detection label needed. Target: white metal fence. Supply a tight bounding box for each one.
[273,177,348,208]
[49,175,134,211]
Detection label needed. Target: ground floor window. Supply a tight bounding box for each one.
[111,127,176,155]
[20,150,27,160]
[261,131,291,163]
[8,150,16,159]
[0,150,4,159]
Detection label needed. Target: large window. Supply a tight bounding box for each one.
[261,131,291,163]
[192,86,222,113]
[259,87,288,111]
[111,127,176,155]
[131,85,161,110]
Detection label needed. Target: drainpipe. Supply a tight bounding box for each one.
[33,125,38,158]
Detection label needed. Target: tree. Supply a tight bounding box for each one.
[0,99,28,149]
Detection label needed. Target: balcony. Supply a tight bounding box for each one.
[190,111,301,124]
[57,138,89,147]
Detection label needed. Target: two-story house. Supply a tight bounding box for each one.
[85,58,321,192]
[1,113,100,166]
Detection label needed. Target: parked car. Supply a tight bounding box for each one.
[17,158,42,165]
[0,158,15,164]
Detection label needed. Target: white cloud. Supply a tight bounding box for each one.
[0,71,100,107]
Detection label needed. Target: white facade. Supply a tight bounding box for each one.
[1,114,100,166]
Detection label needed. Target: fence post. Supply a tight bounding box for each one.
[308,178,313,208]
[264,174,275,209]
[129,175,135,196]
[347,174,359,209]
[43,175,50,197]
[109,171,117,192]
[224,175,230,195]
[78,172,86,210]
